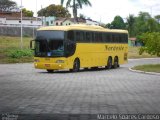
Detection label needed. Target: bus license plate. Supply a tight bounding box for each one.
[45,64,50,67]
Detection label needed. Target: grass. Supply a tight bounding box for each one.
[128,47,156,59]
[0,36,158,64]
[0,36,34,63]
[132,64,160,73]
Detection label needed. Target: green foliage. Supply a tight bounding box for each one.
[8,49,33,58]
[22,8,34,17]
[146,18,157,32]
[125,12,160,37]
[126,14,136,37]
[155,15,160,23]
[0,0,16,11]
[0,36,34,63]
[79,13,86,19]
[61,0,92,22]
[134,12,151,35]
[105,23,112,28]
[111,16,126,29]
[139,32,160,57]
[38,4,71,18]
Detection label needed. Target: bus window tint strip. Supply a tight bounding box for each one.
[69,30,128,43]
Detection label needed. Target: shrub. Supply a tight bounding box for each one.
[8,49,33,58]
[138,32,160,57]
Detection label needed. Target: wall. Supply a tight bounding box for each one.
[5,19,42,26]
[0,26,38,37]
[0,12,21,18]
[63,20,73,26]
[0,18,6,24]
[43,16,55,26]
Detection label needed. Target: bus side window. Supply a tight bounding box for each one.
[112,34,115,43]
[125,34,128,43]
[76,31,81,42]
[76,31,85,43]
[91,32,94,43]
[99,33,103,42]
[115,34,119,43]
[95,33,99,42]
[102,33,105,43]
[105,33,110,43]
[67,30,75,41]
[121,34,124,43]
[120,34,123,43]
[86,32,91,43]
[81,31,85,42]
[122,34,128,43]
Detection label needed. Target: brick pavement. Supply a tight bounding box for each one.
[0,58,160,119]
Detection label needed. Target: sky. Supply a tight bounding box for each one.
[13,0,160,23]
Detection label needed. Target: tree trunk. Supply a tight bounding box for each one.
[73,0,77,23]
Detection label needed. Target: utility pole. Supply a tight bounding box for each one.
[20,0,23,49]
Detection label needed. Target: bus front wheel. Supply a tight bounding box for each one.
[47,69,54,73]
[70,59,80,72]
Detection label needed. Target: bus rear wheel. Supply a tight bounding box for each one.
[71,59,80,72]
[47,69,54,73]
[106,57,112,69]
[113,57,119,69]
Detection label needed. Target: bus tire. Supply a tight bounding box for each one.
[113,56,119,69]
[47,69,54,73]
[71,58,80,72]
[106,57,112,69]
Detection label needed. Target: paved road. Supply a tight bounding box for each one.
[0,58,160,119]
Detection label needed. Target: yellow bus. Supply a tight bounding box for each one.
[30,24,128,72]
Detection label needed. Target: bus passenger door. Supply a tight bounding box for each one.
[64,40,76,57]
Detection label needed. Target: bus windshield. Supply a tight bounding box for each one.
[35,30,65,57]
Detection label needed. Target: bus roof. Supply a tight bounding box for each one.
[38,24,128,34]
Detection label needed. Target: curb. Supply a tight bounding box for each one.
[129,58,160,61]
[129,68,160,76]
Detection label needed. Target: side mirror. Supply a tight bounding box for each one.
[30,40,35,50]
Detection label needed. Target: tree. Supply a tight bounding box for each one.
[155,15,160,23]
[79,13,86,19]
[37,4,71,18]
[146,18,159,32]
[111,16,126,29]
[134,12,151,35]
[61,0,92,22]
[126,14,136,37]
[22,8,33,17]
[105,23,112,28]
[0,0,16,12]
[138,32,160,57]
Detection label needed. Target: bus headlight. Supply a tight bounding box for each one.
[56,60,64,63]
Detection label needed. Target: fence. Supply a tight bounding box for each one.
[0,25,39,37]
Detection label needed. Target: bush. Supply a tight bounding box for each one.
[8,49,33,58]
[138,32,160,57]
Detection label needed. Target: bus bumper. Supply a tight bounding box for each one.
[34,62,66,70]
